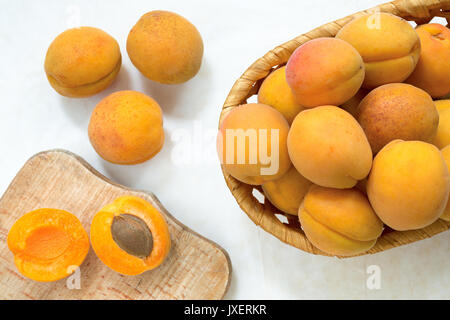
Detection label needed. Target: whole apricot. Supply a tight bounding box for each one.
[299,186,383,257]
[285,37,365,108]
[406,23,450,98]
[287,106,372,189]
[336,12,420,89]
[358,83,438,154]
[367,140,450,231]
[217,103,291,185]
[127,11,203,84]
[439,146,450,221]
[340,88,369,118]
[44,27,121,98]
[262,166,312,215]
[258,66,306,124]
[434,100,450,149]
[88,90,164,165]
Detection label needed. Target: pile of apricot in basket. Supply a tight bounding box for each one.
[218,13,450,256]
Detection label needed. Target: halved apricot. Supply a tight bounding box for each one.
[7,208,89,282]
[90,196,171,275]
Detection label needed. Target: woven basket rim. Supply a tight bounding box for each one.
[219,0,450,258]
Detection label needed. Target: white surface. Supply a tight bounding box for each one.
[0,0,448,299]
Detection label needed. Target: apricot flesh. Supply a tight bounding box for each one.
[88,90,164,165]
[367,140,450,231]
[357,83,438,154]
[217,103,291,185]
[262,166,312,215]
[44,27,121,98]
[258,66,306,124]
[7,209,89,282]
[336,12,420,89]
[287,106,372,189]
[299,186,383,257]
[127,11,203,84]
[285,37,364,108]
[406,23,450,98]
[433,100,450,149]
[439,146,450,221]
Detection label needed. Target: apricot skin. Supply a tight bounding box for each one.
[287,106,372,189]
[299,186,383,257]
[262,166,312,215]
[217,103,291,185]
[44,27,121,98]
[440,146,450,221]
[127,11,203,84]
[258,66,306,124]
[357,83,438,154]
[285,37,364,108]
[336,13,420,89]
[88,91,164,165]
[433,100,450,149]
[367,140,450,231]
[406,24,450,98]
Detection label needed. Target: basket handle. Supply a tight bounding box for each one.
[392,0,450,19]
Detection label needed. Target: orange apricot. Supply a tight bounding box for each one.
[44,27,121,98]
[336,12,420,89]
[217,103,291,185]
[88,90,164,165]
[406,23,450,98]
[257,66,306,124]
[127,11,203,84]
[286,37,364,107]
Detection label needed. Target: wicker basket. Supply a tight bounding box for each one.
[219,0,450,257]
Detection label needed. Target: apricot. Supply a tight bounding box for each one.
[406,24,450,98]
[258,66,306,124]
[367,140,450,231]
[44,27,121,98]
[88,90,164,165]
[285,37,364,108]
[358,83,438,154]
[299,186,383,257]
[262,166,312,215]
[435,99,450,112]
[287,106,372,189]
[434,100,450,149]
[90,196,171,275]
[439,146,450,221]
[340,88,369,118]
[127,11,203,84]
[336,12,420,89]
[217,103,291,185]
[7,209,89,282]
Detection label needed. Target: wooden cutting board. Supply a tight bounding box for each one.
[0,149,231,300]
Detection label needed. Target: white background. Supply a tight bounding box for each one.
[0,0,449,299]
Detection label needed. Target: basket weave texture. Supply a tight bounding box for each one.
[219,0,450,257]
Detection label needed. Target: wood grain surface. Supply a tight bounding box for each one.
[0,149,231,300]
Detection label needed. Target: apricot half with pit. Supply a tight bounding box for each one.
[44,27,121,98]
[7,208,89,282]
[90,196,171,275]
